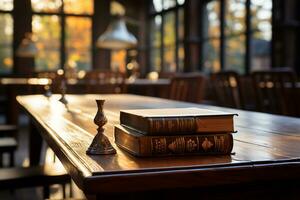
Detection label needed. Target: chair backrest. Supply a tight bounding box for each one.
[211,71,244,109]
[159,72,177,79]
[84,70,127,94]
[35,71,57,80]
[169,73,206,103]
[251,69,298,116]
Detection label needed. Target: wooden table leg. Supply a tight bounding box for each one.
[29,120,43,166]
[6,86,19,125]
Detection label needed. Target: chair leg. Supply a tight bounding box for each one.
[69,182,73,197]
[0,153,2,167]
[62,184,66,198]
[9,151,14,167]
[43,186,50,199]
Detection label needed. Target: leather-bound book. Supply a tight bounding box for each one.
[114,125,233,157]
[120,107,237,135]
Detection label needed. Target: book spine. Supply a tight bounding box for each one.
[140,134,233,156]
[147,117,196,134]
[120,112,234,135]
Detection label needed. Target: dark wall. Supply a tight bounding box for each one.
[13,0,34,76]
[272,0,300,74]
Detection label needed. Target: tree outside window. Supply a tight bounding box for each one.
[149,0,185,73]
[0,0,13,74]
[202,0,272,74]
[31,0,93,72]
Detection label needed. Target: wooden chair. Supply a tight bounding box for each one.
[0,125,71,198]
[0,124,18,167]
[211,71,244,109]
[0,164,71,199]
[251,69,299,116]
[0,84,8,115]
[84,70,127,94]
[169,73,206,103]
[159,72,177,78]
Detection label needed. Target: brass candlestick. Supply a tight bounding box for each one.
[59,79,68,105]
[86,100,116,155]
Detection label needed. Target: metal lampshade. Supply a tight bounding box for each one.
[96,16,137,50]
[16,33,38,57]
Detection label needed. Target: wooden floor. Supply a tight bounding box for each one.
[0,115,85,200]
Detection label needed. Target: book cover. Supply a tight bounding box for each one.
[114,125,234,157]
[120,107,237,135]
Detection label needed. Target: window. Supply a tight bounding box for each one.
[202,1,221,73]
[32,15,61,71]
[251,0,272,71]
[65,17,92,71]
[149,0,185,72]
[31,0,93,72]
[0,0,13,74]
[225,0,246,74]
[150,15,162,72]
[163,12,176,72]
[202,0,272,74]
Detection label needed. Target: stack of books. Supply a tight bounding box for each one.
[114,107,237,157]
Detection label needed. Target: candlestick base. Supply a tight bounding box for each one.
[86,128,116,155]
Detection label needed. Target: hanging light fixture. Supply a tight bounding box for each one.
[96,16,137,49]
[16,32,38,57]
[96,1,137,50]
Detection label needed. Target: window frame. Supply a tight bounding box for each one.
[31,0,94,72]
[201,0,272,74]
[148,0,185,73]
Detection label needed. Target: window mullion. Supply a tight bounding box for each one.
[161,13,164,72]
[245,0,251,74]
[60,2,65,69]
[220,0,226,70]
[175,8,179,72]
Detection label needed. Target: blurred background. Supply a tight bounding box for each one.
[0,1,299,199]
[0,0,298,76]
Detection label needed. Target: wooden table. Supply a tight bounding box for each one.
[17,94,300,199]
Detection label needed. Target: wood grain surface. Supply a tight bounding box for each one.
[17,94,300,195]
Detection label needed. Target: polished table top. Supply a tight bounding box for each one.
[17,94,300,195]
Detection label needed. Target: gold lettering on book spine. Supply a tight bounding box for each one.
[186,139,198,152]
[151,138,167,154]
[149,135,231,155]
[202,137,214,151]
[214,135,226,152]
[149,117,196,133]
[168,137,185,153]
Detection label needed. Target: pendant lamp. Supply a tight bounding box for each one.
[16,33,38,57]
[96,15,137,50]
